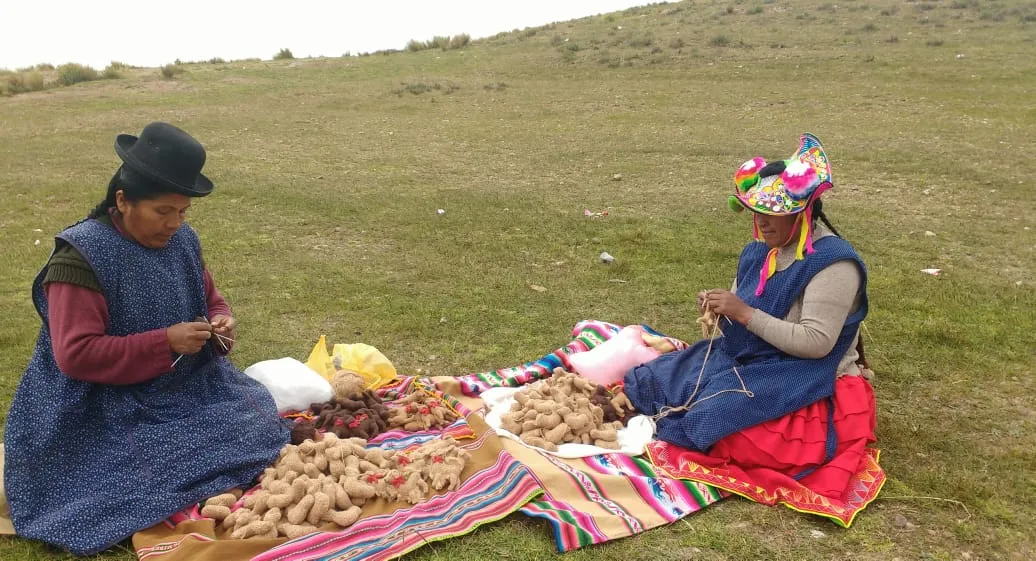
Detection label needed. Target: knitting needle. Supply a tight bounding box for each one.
[215,333,237,344]
[171,353,185,368]
[202,315,232,352]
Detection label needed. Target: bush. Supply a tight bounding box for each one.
[391,81,460,96]
[102,64,122,79]
[273,48,294,60]
[405,34,472,52]
[56,63,98,86]
[25,72,44,90]
[926,39,944,46]
[748,6,764,15]
[430,36,451,50]
[449,33,470,49]
[208,57,226,64]
[628,34,654,48]
[6,71,46,93]
[710,35,731,47]
[160,64,185,79]
[669,37,685,49]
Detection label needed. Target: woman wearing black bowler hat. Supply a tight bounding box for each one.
[3,122,289,555]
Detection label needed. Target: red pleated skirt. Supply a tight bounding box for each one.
[684,375,877,498]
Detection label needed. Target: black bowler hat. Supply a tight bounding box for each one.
[114,122,213,196]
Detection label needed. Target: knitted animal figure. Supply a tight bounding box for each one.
[386,390,459,432]
[589,385,636,425]
[331,370,366,400]
[208,434,471,539]
[501,368,624,451]
[290,419,318,445]
[308,396,390,440]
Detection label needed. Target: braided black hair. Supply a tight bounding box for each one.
[812,198,841,238]
[87,166,171,219]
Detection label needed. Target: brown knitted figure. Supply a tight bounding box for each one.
[308,396,390,440]
[290,419,319,445]
[501,368,624,451]
[589,385,636,425]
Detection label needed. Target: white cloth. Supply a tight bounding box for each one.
[243,357,334,413]
[481,386,655,458]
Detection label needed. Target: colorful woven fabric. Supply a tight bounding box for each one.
[134,414,538,561]
[647,439,885,527]
[250,424,540,561]
[510,443,724,552]
[445,320,687,397]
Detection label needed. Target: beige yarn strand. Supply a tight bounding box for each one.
[651,307,754,422]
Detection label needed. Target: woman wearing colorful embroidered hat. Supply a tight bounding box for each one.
[3,122,289,555]
[624,133,876,498]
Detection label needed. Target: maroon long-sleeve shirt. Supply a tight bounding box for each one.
[44,212,234,385]
[45,270,232,385]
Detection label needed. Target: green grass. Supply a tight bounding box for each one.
[2,0,1035,559]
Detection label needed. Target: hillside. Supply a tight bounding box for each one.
[1,1,1034,559]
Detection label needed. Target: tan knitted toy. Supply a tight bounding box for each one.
[330,369,366,400]
[386,390,459,432]
[501,368,624,451]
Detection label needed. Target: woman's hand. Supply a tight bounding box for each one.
[210,315,237,347]
[167,321,212,355]
[703,289,755,325]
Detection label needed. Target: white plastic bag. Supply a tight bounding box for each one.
[243,357,334,413]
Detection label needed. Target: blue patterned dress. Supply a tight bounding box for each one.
[3,218,289,554]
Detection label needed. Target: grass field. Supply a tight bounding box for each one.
[1,0,1035,559]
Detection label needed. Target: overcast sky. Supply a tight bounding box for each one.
[1,1,649,70]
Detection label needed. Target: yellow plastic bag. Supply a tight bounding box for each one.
[304,335,398,390]
[332,343,398,390]
[304,335,334,380]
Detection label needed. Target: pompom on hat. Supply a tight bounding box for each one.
[728,133,834,296]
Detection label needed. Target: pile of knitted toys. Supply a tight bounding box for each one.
[202,433,470,539]
[289,370,460,444]
[500,367,636,451]
[386,390,459,432]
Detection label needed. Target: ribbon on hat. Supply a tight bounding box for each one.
[734,133,835,297]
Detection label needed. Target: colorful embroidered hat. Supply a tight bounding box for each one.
[728,133,832,216]
[728,133,834,297]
